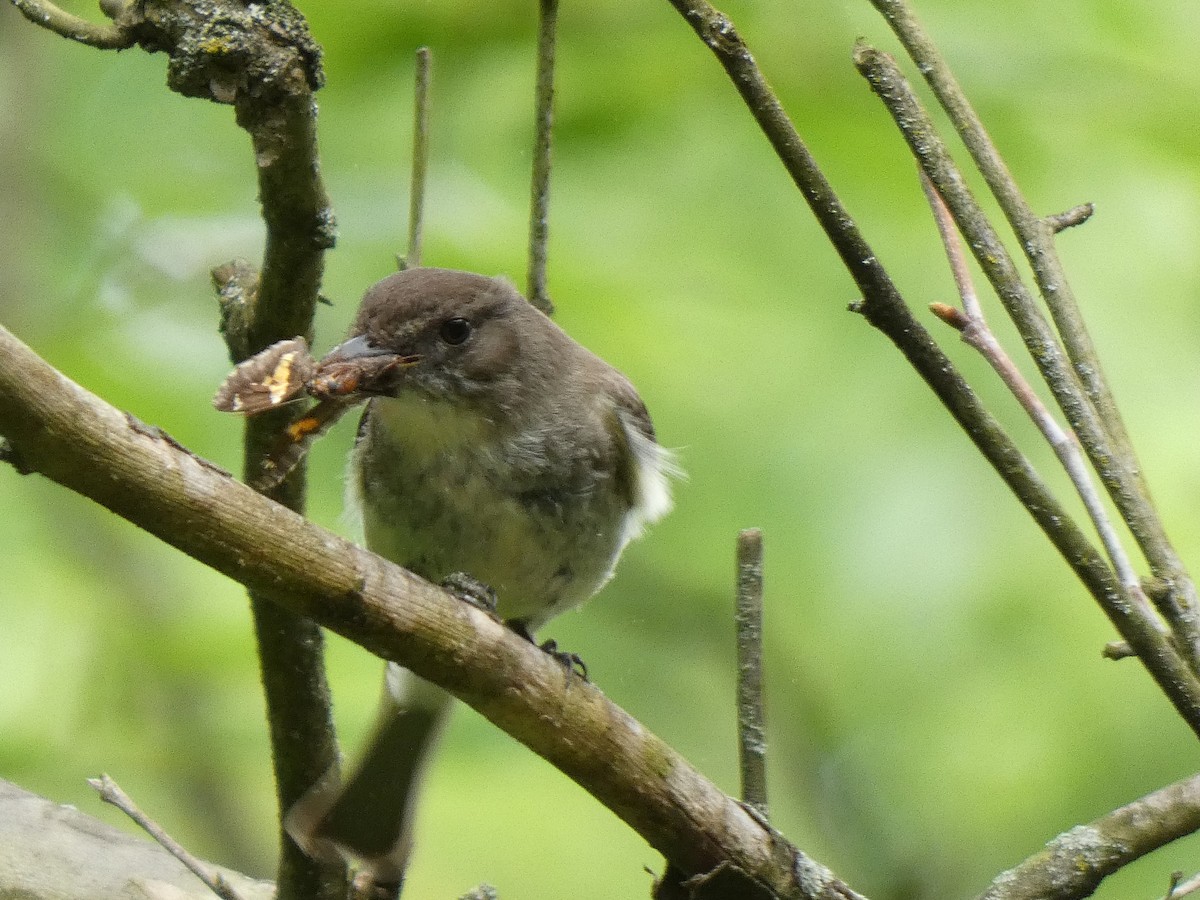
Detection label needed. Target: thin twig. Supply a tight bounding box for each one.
[860,6,1200,668]
[1164,869,1200,900]
[9,0,134,49]
[735,528,768,819]
[402,47,432,270]
[867,0,1133,457]
[88,774,247,900]
[1102,640,1136,661]
[853,43,1200,668]
[526,0,559,314]
[920,173,1163,632]
[1046,204,1095,233]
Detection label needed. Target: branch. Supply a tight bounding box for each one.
[143,7,340,896]
[852,42,1200,668]
[527,0,559,314]
[866,0,1133,464]
[663,0,899,312]
[735,529,768,819]
[871,0,1200,665]
[1046,203,1095,233]
[977,773,1200,900]
[662,0,1200,739]
[920,175,1164,632]
[90,774,247,900]
[0,778,273,900]
[11,4,342,897]
[0,325,863,900]
[402,47,432,270]
[9,0,135,49]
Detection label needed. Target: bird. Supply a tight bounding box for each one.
[283,267,676,892]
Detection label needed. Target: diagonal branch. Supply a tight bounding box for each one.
[977,772,1200,900]
[852,42,1200,669]
[0,324,863,900]
[919,174,1163,631]
[869,0,1200,667]
[867,0,1133,459]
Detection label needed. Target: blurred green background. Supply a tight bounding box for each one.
[3,0,1200,897]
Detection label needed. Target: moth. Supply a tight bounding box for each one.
[213,338,360,491]
[215,337,417,490]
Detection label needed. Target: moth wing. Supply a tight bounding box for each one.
[213,338,316,413]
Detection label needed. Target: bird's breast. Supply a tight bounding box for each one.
[349,394,634,627]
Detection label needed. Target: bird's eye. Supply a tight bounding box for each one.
[439,317,472,345]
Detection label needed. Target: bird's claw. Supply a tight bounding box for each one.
[538,639,589,681]
[440,572,499,616]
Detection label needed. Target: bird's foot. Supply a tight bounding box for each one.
[440,572,499,616]
[539,639,589,681]
[516,628,585,681]
[508,621,589,681]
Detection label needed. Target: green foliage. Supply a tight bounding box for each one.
[2,1,1200,897]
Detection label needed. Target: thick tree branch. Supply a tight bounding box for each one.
[9,4,342,898]
[0,325,862,900]
[977,773,1200,900]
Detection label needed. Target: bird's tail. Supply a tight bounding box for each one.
[285,665,454,891]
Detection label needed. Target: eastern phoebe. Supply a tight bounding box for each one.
[279,267,676,890]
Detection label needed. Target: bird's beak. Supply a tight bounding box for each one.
[310,335,419,401]
[321,334,397,363]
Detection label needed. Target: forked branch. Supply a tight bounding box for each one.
[853,41,1200,668]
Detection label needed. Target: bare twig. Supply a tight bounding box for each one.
[977,772,1200,900]
[89,774,247,900]
[402,47,432,270]
[866,0,1133,458]
[663,0,1200,737]
[920,174,1163,632]
[1163,869,1200,900]
[1046,204,1095,233]
[2,778,275,900]
[853,43,1200,669]
[1102,640,1136,661]
[9,0,134,49]
[853,30,1200,669]
[527,0,559,314]
[735,529,768,819]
